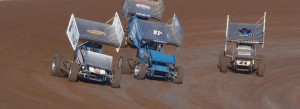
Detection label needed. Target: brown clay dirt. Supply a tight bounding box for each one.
[0,0,300,109]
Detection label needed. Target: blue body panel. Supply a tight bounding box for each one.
[149,50,176,65]
[151,65,169,73]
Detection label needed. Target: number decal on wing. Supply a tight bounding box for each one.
[153,30,162,36]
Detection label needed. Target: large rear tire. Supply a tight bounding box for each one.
[111,70,121,88]
[172,66,184,84]
[119,54,132,74]
[134,62,146,80]
[68,62,79,82]
[220,55,228,73]
[218,51,224,68]
[257,56,265,77]
[51,54,67,77]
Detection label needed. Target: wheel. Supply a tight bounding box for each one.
[51,54,67,77]
[218,51,224,68]
[254,55,262,69]
[257,56,265,77]
[172,65,184,84]
[134,62,146,80]
[220,55,228,73]
[68,62,79,82]
[111,70,121,88]
[119,54,132,74]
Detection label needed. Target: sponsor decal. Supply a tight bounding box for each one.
[238,51,251,56]
[87,29,106,36]
[235,28,254,36]
[153,40,167,44]
[136,13,150,17]
[136,0,150,4]
[136,4,151,10]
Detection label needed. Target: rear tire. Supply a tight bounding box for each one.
[68,62,79,82]
[218,51,224,68]
[172,66,184,84]
[111,70,121,88]
[119,54,132,74]
[220,55,228,73]
[51,54,67,77]
[254,55,262,70]
[134,62,146,80]
[257,56,265,77]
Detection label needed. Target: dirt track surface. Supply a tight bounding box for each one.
[0,0,300,109]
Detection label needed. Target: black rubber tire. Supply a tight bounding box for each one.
[111,70,121,88]
[254,55,262,70]
[172,65,184,84]
[218,51,224,68]
[257,56,265,77]
[220,55,228,73]
[51,54,67,77]
[68,62,79,82]
[134,62,147,80]
[119,54,132,74]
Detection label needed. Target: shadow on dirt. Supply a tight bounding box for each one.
[146,76,172,83]
[78,78,111,86]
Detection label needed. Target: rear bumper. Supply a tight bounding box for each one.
[151,65,169,73]
[79,71,112,82]
[236,65,251,71]
[149,65,170,78]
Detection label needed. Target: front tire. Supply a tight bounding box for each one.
[68,62,79,82]
[172,66,184,84]
[51,54,67,77]
[134,62,146,80]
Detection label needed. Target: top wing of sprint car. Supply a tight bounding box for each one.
[130,14,184,47]
[66,12,125,51]
[225,12,266,47]
[122,0,164,20]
